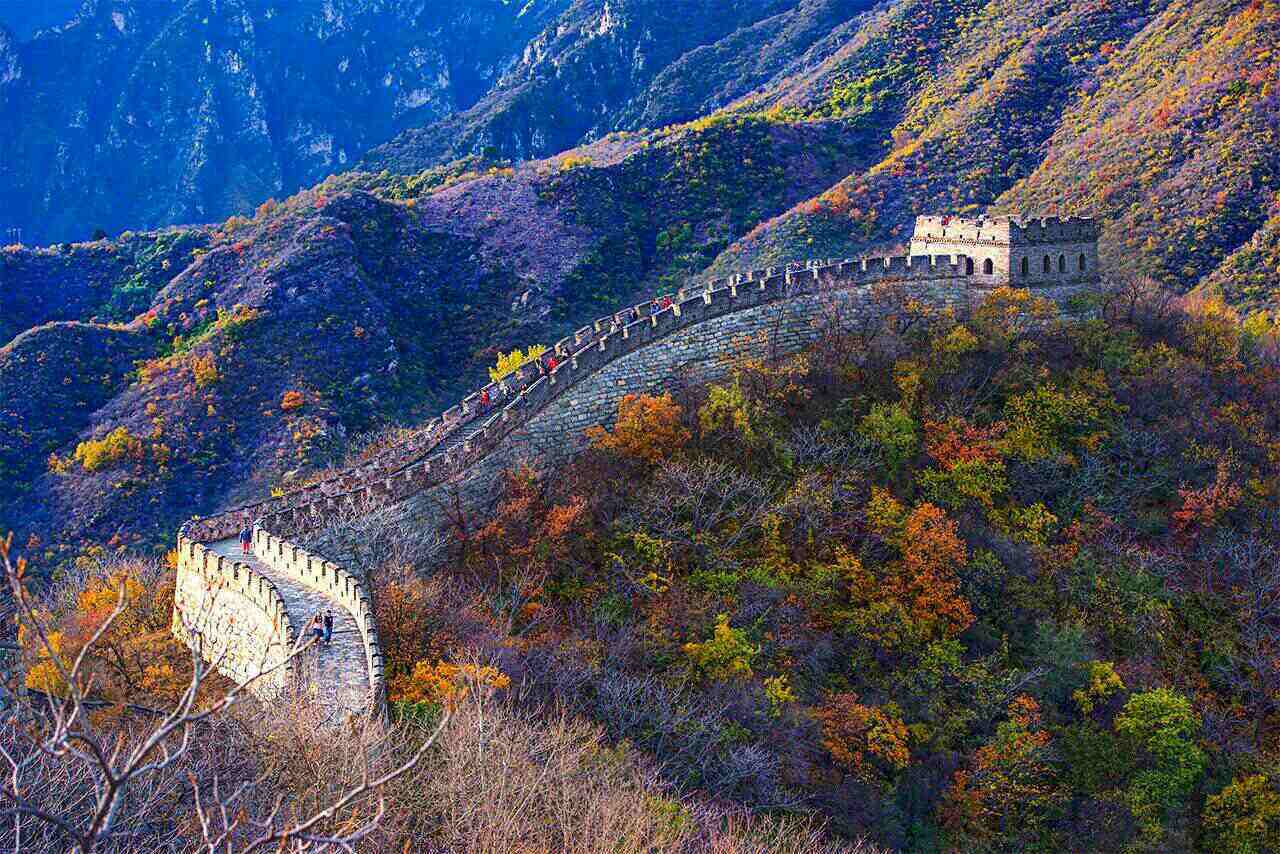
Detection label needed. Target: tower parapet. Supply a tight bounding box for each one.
[910,214,1100,288]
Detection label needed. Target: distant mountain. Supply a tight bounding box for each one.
[0,0,571,245]
[362,0,879,172]
[0,0,81,38]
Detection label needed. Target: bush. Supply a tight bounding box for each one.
[280,390,305,411]
[489,344,547,382]
[587,392,691,464]
[74,427,143,472]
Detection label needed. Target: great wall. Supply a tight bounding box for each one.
[170,214,1101,723]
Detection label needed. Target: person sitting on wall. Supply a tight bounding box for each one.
[479,388,491,412]
[546,355,559,373]
[310,614,324,647]
[239,523,252,555]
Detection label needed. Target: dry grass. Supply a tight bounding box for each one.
[240,689,881,854]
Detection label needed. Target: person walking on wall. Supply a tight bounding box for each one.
[323,611,333,646]
[239,523,252,555]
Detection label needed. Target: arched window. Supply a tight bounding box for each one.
[1079,253,1087,271]
[983,258,994,275]
[1058,254,1066,273]
[965,257,974,275]
[1021,257,1029,277]
[1043,255,1051,274]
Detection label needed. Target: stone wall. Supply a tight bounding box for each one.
[171,530,297,700]
[251,523,386,709]
[304,265,982,548]
[174,226,1099,714]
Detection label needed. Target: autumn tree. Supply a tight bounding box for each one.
[587,392,691,464]
[940,695,1064,848]
[470,466,587,633]
[1202,774,1280,854]
[812,692,910,789]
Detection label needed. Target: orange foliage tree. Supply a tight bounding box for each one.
[586,392,690,464]
[940,695,1064,847]
[372,567,445,681]
[842,503,974,648]
[813,692,910,788]
[387,659,510,710]
[471,466,588,631]
[24,564,194,705]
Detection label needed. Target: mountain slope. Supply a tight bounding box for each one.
[1,115,870,559]
[0,0,569,244]
[361,0,881,172]
[701,0,1277,306]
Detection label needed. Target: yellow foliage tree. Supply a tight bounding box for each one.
[74,427,143,472]
[682,613,758,681]
[489,344,547,382]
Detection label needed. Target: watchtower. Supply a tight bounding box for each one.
[910,214,1100,287]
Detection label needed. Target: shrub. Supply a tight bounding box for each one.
[1203,774,1280,854]
[683,613,758,681]
[191,353,219,387]
[74,427,143,472]
[587,392,691,464]
[489,344,547,382]
[859,402,918,473]
[280,390,305,411]
[388,659,510,710]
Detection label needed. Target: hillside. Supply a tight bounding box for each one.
[1,116,871,561]
[3,0,1278,574]
[706,0,1279,300]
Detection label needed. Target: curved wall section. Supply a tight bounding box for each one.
[171,530,298,699]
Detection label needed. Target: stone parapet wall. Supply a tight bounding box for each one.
[251,523,385,711]
[181,254,977,539]
[171,528,297,700]
[244,255,982,543]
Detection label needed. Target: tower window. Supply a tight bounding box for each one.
[1079,254,1087,271]
[965,257,974,275]
[1058,254,1066,273]
[983,258,994,275]
[1043,255,1051,273]
[1021,257,1029,277]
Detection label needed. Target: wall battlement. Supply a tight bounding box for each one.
[912,214,1100,245]
[172,213,1100,719]
[171,528,298,700]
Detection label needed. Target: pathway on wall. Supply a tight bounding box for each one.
[208,539,371,722]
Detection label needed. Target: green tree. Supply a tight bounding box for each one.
[859,402,918,474]
[1114,688,1206,840]
[1203,774,1280,854]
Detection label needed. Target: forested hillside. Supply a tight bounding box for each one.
[4,0,1278,567]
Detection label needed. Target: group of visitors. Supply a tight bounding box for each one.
[310,612,334,647]
[237,523,335,650]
